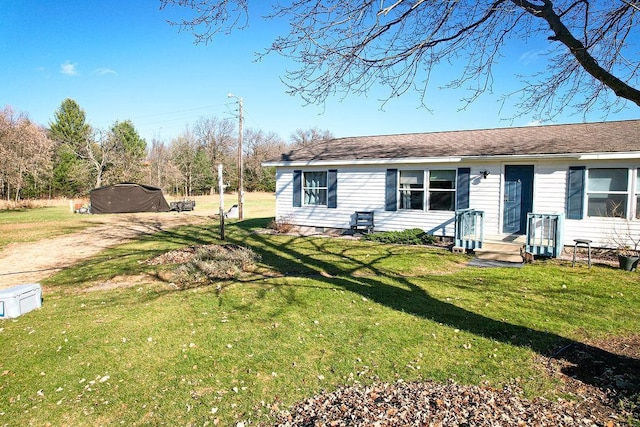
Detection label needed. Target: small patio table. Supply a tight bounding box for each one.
[572,239,592,268]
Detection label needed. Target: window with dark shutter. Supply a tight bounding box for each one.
[566,166,585,219]
[385,169,398,211]
[327,169,337,209]
[293,170,302,207]
[456,168,470,210]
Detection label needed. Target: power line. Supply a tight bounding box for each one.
[129,104,228,121]
[92,103,229,129]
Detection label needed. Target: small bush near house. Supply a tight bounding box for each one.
[268,215,295,234]
[172,244,261,288]
[363,228,437,245]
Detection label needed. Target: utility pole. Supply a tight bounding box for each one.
[228,93,244,220]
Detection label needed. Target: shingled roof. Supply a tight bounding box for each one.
[266,120,640,165]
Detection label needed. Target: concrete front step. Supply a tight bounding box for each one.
[474,242,524,263]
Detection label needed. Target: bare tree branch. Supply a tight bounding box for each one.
[162,0,640,118]
[513,0,640,107]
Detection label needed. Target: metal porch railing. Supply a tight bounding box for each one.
[525,213,564,257]
[455,209,484,250]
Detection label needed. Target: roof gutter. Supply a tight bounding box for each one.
[262,157,463,167]
[263,151,640,167]
[578,152,640,160]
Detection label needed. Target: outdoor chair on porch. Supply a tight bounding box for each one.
[351,211,374,234]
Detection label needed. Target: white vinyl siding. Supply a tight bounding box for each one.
[275,166,460,235]
[273,161,640,249]
[533,166,566,213]
[468,165,501,237]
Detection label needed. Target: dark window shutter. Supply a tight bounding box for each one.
[293,170,302,207]
[456,168,471,210]
[566,166,585,219]
[385,169,398,211]
[327,169,337,209]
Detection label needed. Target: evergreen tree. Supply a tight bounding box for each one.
[49,99,91,149]
[49,99,93,196]
[104,120,147,184]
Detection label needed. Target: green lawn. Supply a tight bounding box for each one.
[0,205,97,250]
[0,197,638,426]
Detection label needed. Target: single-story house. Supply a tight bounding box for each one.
[262,119,640,255]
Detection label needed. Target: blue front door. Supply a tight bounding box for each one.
[503,165,534,234]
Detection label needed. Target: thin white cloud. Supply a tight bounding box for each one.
[519,49,545,65]
[526,120,544,127]
[95,68,118,76]
[60,61,79,76]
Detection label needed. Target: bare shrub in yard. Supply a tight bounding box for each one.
[172,244,260,288]
[268,216,295,234]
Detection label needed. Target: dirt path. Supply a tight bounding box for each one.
[0,210,216,290]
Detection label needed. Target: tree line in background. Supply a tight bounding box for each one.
[0,99,332,201]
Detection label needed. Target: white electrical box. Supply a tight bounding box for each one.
[0,284,42,319]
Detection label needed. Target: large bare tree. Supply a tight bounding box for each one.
[0,107,54,201]
[192,116,236,193]
[169,131,213,196]
[147,138,176,190]
[161,0,640,119]
[243,128,286,191]
[83,129,116,189]
[290,127,334,147]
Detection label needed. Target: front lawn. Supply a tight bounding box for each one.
[0,218,638,426]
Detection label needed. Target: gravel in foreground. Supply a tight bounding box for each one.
[269,380,620,427]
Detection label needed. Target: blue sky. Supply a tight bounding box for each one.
[2,1,638,144]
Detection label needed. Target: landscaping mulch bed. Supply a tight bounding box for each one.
[267,335,639,426]
[269,380,609,426]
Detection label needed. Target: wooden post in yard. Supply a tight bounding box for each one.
[218,164,225,240]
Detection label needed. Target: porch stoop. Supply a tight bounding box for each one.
[474,241,525,263]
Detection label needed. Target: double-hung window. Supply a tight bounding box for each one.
[398,169,457,211]
[587,168,628,218]
[399,170,425,210]
[303,171,327,206]
[429,170,456,211]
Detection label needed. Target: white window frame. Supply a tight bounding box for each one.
[586,168,629,218]
[397,169,457,211]
[399,170,425,210]
[428,169,457,211]
[302,171,328,206]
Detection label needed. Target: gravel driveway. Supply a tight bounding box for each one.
[0,210,213,289]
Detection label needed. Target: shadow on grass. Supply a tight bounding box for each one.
[226,219,639,408]
[44,220,222,289]
[44,215,638,413]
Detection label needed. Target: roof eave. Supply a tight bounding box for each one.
[262,157,463,167]
[263,151,640,167]
[578,152,640,160]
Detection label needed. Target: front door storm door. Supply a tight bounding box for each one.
[503,165,534,234]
